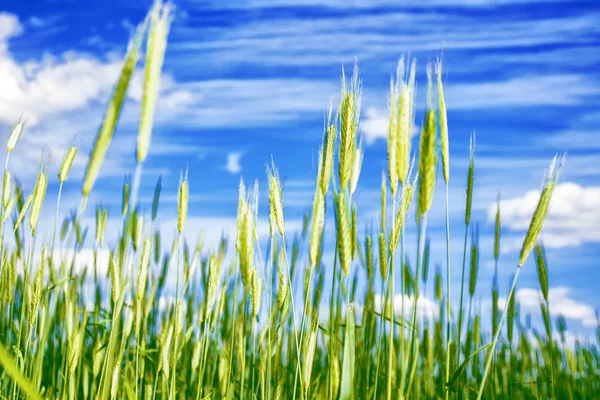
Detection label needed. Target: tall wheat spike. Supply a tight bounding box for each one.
[477,154,565,400]
[82,23,146,204]
[137,0,172,164]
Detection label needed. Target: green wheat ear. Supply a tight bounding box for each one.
[519,154,565,267]
[338,62,361,192]
[494,192,501,261]
[417,108,437,217]
[59,146,78,183]
[397,58,416,185]
[82,20,146,205]
[335,192,352,276]
[267,160,285,237]
[468,224,479,298]
[177,170,189,234]
[320,107,336,195]
[6,118,25,153]
[436,58,450,183]
[535,244,549,301]
[29,161,48,236]
[435,268,443,302]
[378,232,387,280]
[137,0,172,164]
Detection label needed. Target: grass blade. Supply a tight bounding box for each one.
[340,306,356,400]
[0,342,43,400]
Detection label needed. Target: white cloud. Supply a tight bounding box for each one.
[372,293,440,320]
[0,20,195,127]
[0,13,22,42]
[323,294,439,327]
[361,107,388,144]
[522,329,592,351]
[361,107,418,145]
[551,331,593,350]
[59,247,112,276]
[226,152,242,174]
[0,13,124,126]
[488,182,600,249]
[499,286,597,328]
[0,12,198,182]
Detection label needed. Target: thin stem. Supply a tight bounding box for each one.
[169,232,182,400]
[130,162,143,212]
[492,258,498,393]
[280,232,301,362]
[386,193,397,400]
[0,153,11,243]
[241,299,248,400]
[226,255,241,397]
[407,213,427,396]
[373,277,388,399]
[250,319,257,397]
[293,262,314,400]
[329,240,339,399]
[466,296,473,357]
[476,266,522,400]
[196,313,211,399]
[267,235,274,400]
[456,223,469,363]
[547,295,556,400]
[444,182,452,400]
[398,223,407,395]
[135,309,141,399]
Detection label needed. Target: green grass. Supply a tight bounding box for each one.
[0,2,599,399]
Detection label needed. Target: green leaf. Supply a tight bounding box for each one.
[46,276,75,291]
[0,342,43,400]
[317,324,342,344]
[340,306,356,400]
[446,343,490,391]
[363,306,414,330]
[123,378,136,400]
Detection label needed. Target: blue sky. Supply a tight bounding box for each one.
[0,0,599,340]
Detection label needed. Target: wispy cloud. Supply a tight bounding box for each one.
[545,130,600,151]
[165,79,338,129]
[172,8,600,70]
[202,0,567,9]
[26,14,63,29]
[445,74,600,109]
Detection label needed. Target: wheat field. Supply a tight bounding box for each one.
[0,2,599,399]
